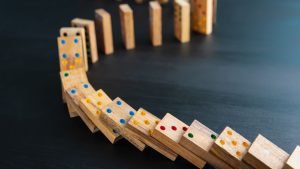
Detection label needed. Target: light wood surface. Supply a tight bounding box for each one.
[119,4,135,50]
[149,1,162,46]
[174,0,190,43]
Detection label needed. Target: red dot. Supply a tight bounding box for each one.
[183,126,188,131]
[160,126,166,130]
[171,126,177,131]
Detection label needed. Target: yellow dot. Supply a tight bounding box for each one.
[96,110,100,115]
[141,111,146,116]
[86,98,91,103]
[155,120,160,125]
[243,142,249,148]
[97,92,102,97]
[69,65,75,69]
[62,60,68,65]
[133,120,139,125]
[97,101,102,106]
[232,140,237,146]
[227,130,233,136]
[144,120,150,125]
[148,129,153,135]
[236,151,242,157]
[75,58,81,63]
[220,139,225,145]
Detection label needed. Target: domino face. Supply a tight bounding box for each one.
[151,113,206,169]
[60,27,88,71]
[79,89,121,143]
[174,0,190,43]
[119,4,135,50]
[149,1,162,46]
[100,98,146,151]
[191,0,213,35]
[67,82,95,105]
[243,134,289,169]
[71,18,98,63]
[210,126,253,169]
[284,146,300,169]
[57,36,84,71]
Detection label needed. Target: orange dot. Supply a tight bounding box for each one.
[227,130,233,136]
[220,140,225,145]
[148,129,153,135]
[86,98,91,103]
[96,110,100,115]
[97,101,102,106]
[75,58,81,63]
[236,151,242,157]
[133,120,139,125]
[141,111,146,116]
[155,120,160,125]
[243,142,249,148]
[69,65,75,69]
[97,92,102,97]
[232,140,237,146]
[144,120,150,125]
[62,60,68,65]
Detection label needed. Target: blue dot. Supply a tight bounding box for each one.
[74,38,78,44]
[129,111,135,116]
[61,40,66,44]
[106,108,112,113]
[70,89,76,94]
[75,53,80,58]
[62,53,67,59]
[116,100,122,105]
[120,119,126,124]
[83,84,89,88]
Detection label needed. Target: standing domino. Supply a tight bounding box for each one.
[283,146,300,169]
[119,4,135,50]
[149,1,162,46]
[174,0,190,43]
[191,0,213,35]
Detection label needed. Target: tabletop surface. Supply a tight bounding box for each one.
[1,0,300,168]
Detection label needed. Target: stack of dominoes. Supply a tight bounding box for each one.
[56,2,299,169]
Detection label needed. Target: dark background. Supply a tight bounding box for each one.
[1,0,300,168]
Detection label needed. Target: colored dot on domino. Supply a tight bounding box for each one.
[97,101,102,106]
[75,58,81,63]
[129,111,135,116]
[133,120,139,125]
[116,100,122,105]
[160,126,166,130]
[188,133,194,138]
[232,140,237,146]
[148,129,153,135]
[144,120,150,125]
[155,120,159,125]
[96,110,100,115]
[242,142,249,148]
[69,65,75,69]
[83,84,89,88]
[120,119,126,124]
[86,98,91,103]
[62,53,67,59]
[62,60,68,65]
[182,126,188,131]
[220,139,225,145]
[211,134,217,140]
[227,130,233,136]
[141,111,146,116]
[97,92,102,97]
[171,126,177,131]
[61,39,66,44]
[236,151,242,157]
[74,38,78,44]
[106,108,112,113]
[75,53,80,58]
[70,89,76,94]
[64,72,69,77]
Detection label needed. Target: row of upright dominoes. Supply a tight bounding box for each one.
[57,1,217,72]
[59,68,299,169]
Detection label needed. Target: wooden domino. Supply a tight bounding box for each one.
[119,4,135,50]
[149,1,162,46]
[57,36,84,71]
[174,0,190,43]
[126,108,178,161]
[213,0,217,24]
[284,146,300,169]
[95,9,114,55]
[151,113,206,168]
[100,97,146,151]
[243,134,289,169]
[71,18,98,63]
[79,89,122,144]
[210,126,253,169]
[191,0,213,35]
[60,27,88,71]
[179,120,233,169]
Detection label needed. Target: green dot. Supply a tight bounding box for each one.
[188,133,194,138]
[64,72,69,77]
[211,134,217,140]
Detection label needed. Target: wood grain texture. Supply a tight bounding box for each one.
[149,1,162,46]
[191,0,213,35]
[174,0,190,43]
[119,4,135,50]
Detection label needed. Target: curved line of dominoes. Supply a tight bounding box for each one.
[57,2,299,169]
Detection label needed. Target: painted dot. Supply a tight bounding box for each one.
[120,119,126,124]
[227,130,233,136]
[62,53,67,59]
[148,129,153,135]
[61,39,66,44]
[171,126,177,131]
[236,151,242,157]
[75,58,81,63]
[144,120,150,125]
[74,38,78,44]
[141,111,146,116]
[62,60,68,65]
[75,53,80,58]
[116,100,122,105]
[183,126,188,131]
[133,120,139,125]
[155,120,159,125]
[69,65,75,69]
[220,139,225,145]
[106,108,112,113]
[129,111,135,116]
[64,72,69,77]
[70,89,76,94]
[188,133,194,138]
[97,92,102,97]
[96,110,100,115]
[97,101,102,106]
[232,140,237,146]
[86,98,91,103]
[160,126,166,130]
[211,134,217,140]
[83,84,89,88]
[242,142,249,148]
